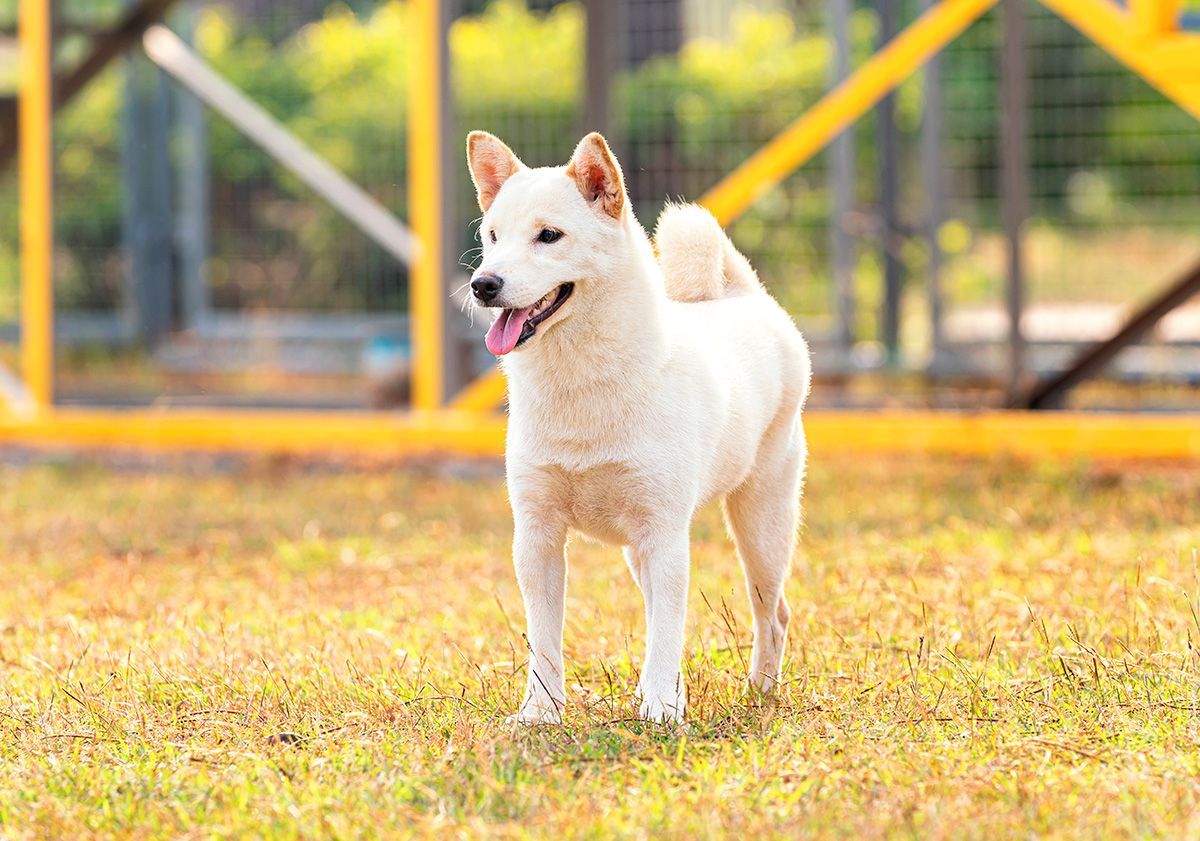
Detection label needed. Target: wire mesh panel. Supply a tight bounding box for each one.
[193,0,409,315]
[1,0,1198,412]
[450,1,845,345]
[42,0,420,405]
[939,0,1200,394]
[618,2,837,317]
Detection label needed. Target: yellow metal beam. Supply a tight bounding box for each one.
[1130,0,1180,33]
[449,365,508,412]
[805,410,1200,460]
[19,0,54,412]
[408,0,445,410]
[0,409,1197,460]
[700,0,999,225]
[1040,0,1200,119]
[1144,36,1200,75]
[0,409,508,457]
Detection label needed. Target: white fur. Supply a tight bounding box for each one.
[655,202,761,302]
[467,132,811,724]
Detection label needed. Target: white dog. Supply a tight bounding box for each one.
[466,131,811,723]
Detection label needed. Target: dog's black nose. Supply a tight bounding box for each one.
[471,274,504,303]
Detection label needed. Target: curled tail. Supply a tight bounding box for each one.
[654,202,761,302]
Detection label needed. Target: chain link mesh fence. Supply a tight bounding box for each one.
[0,0,1196,408]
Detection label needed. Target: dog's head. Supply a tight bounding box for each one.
[466,131,628,356]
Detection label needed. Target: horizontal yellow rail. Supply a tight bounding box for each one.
[1,409,1197,460]
[805,410,1200,459]
[700,0,999,225]
[0,409,507,457]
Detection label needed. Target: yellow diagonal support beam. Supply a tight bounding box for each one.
[1146,37,1200,75]
[1130,0,1180,33]
[449,365,508,412]
[1040,0,1200,120]
[700,0,999,225]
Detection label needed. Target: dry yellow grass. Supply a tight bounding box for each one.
[1,453,1199,838]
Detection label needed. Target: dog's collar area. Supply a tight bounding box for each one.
[515,282,574,348]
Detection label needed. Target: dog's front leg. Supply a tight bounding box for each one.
[513,524,568,724]
[630,528,690,723]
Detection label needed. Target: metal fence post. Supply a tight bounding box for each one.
[409,0,449,410]
[830,0,857,361]
[173,1,211,333]
[121,50,175,343]
[1001,0,1029,401]
[440,1,470,403]
[621,0,683,217]
[874,0,903,366]
[921,0,947,371]
[19,0,54,411]
[583,0,618,138]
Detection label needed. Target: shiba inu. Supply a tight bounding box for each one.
[466,131,811,723]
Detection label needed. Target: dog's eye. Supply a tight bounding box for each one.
[488,229,497,244]
[536,228,563,244]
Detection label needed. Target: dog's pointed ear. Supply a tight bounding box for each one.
[467,131,523,212]
[566,132,625,219]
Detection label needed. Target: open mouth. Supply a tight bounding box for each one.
[484,283,574,356]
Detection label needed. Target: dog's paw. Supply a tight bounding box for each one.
[510,698,563,726]
[746,672,783,696]
[637,683,686,724]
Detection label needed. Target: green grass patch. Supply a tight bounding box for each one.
[1,454,1198,838]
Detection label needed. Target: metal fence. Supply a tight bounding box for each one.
[1,0,1198,410]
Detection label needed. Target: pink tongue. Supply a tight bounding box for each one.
[485,306,534,355]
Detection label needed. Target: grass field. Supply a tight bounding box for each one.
[2,452,1199,839]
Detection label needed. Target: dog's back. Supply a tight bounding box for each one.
[654,203,761,302]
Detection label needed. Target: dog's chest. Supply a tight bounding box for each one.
[519,462,653,546]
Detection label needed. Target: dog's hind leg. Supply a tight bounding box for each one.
[723,419,806,693]
[623,546,654,645]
